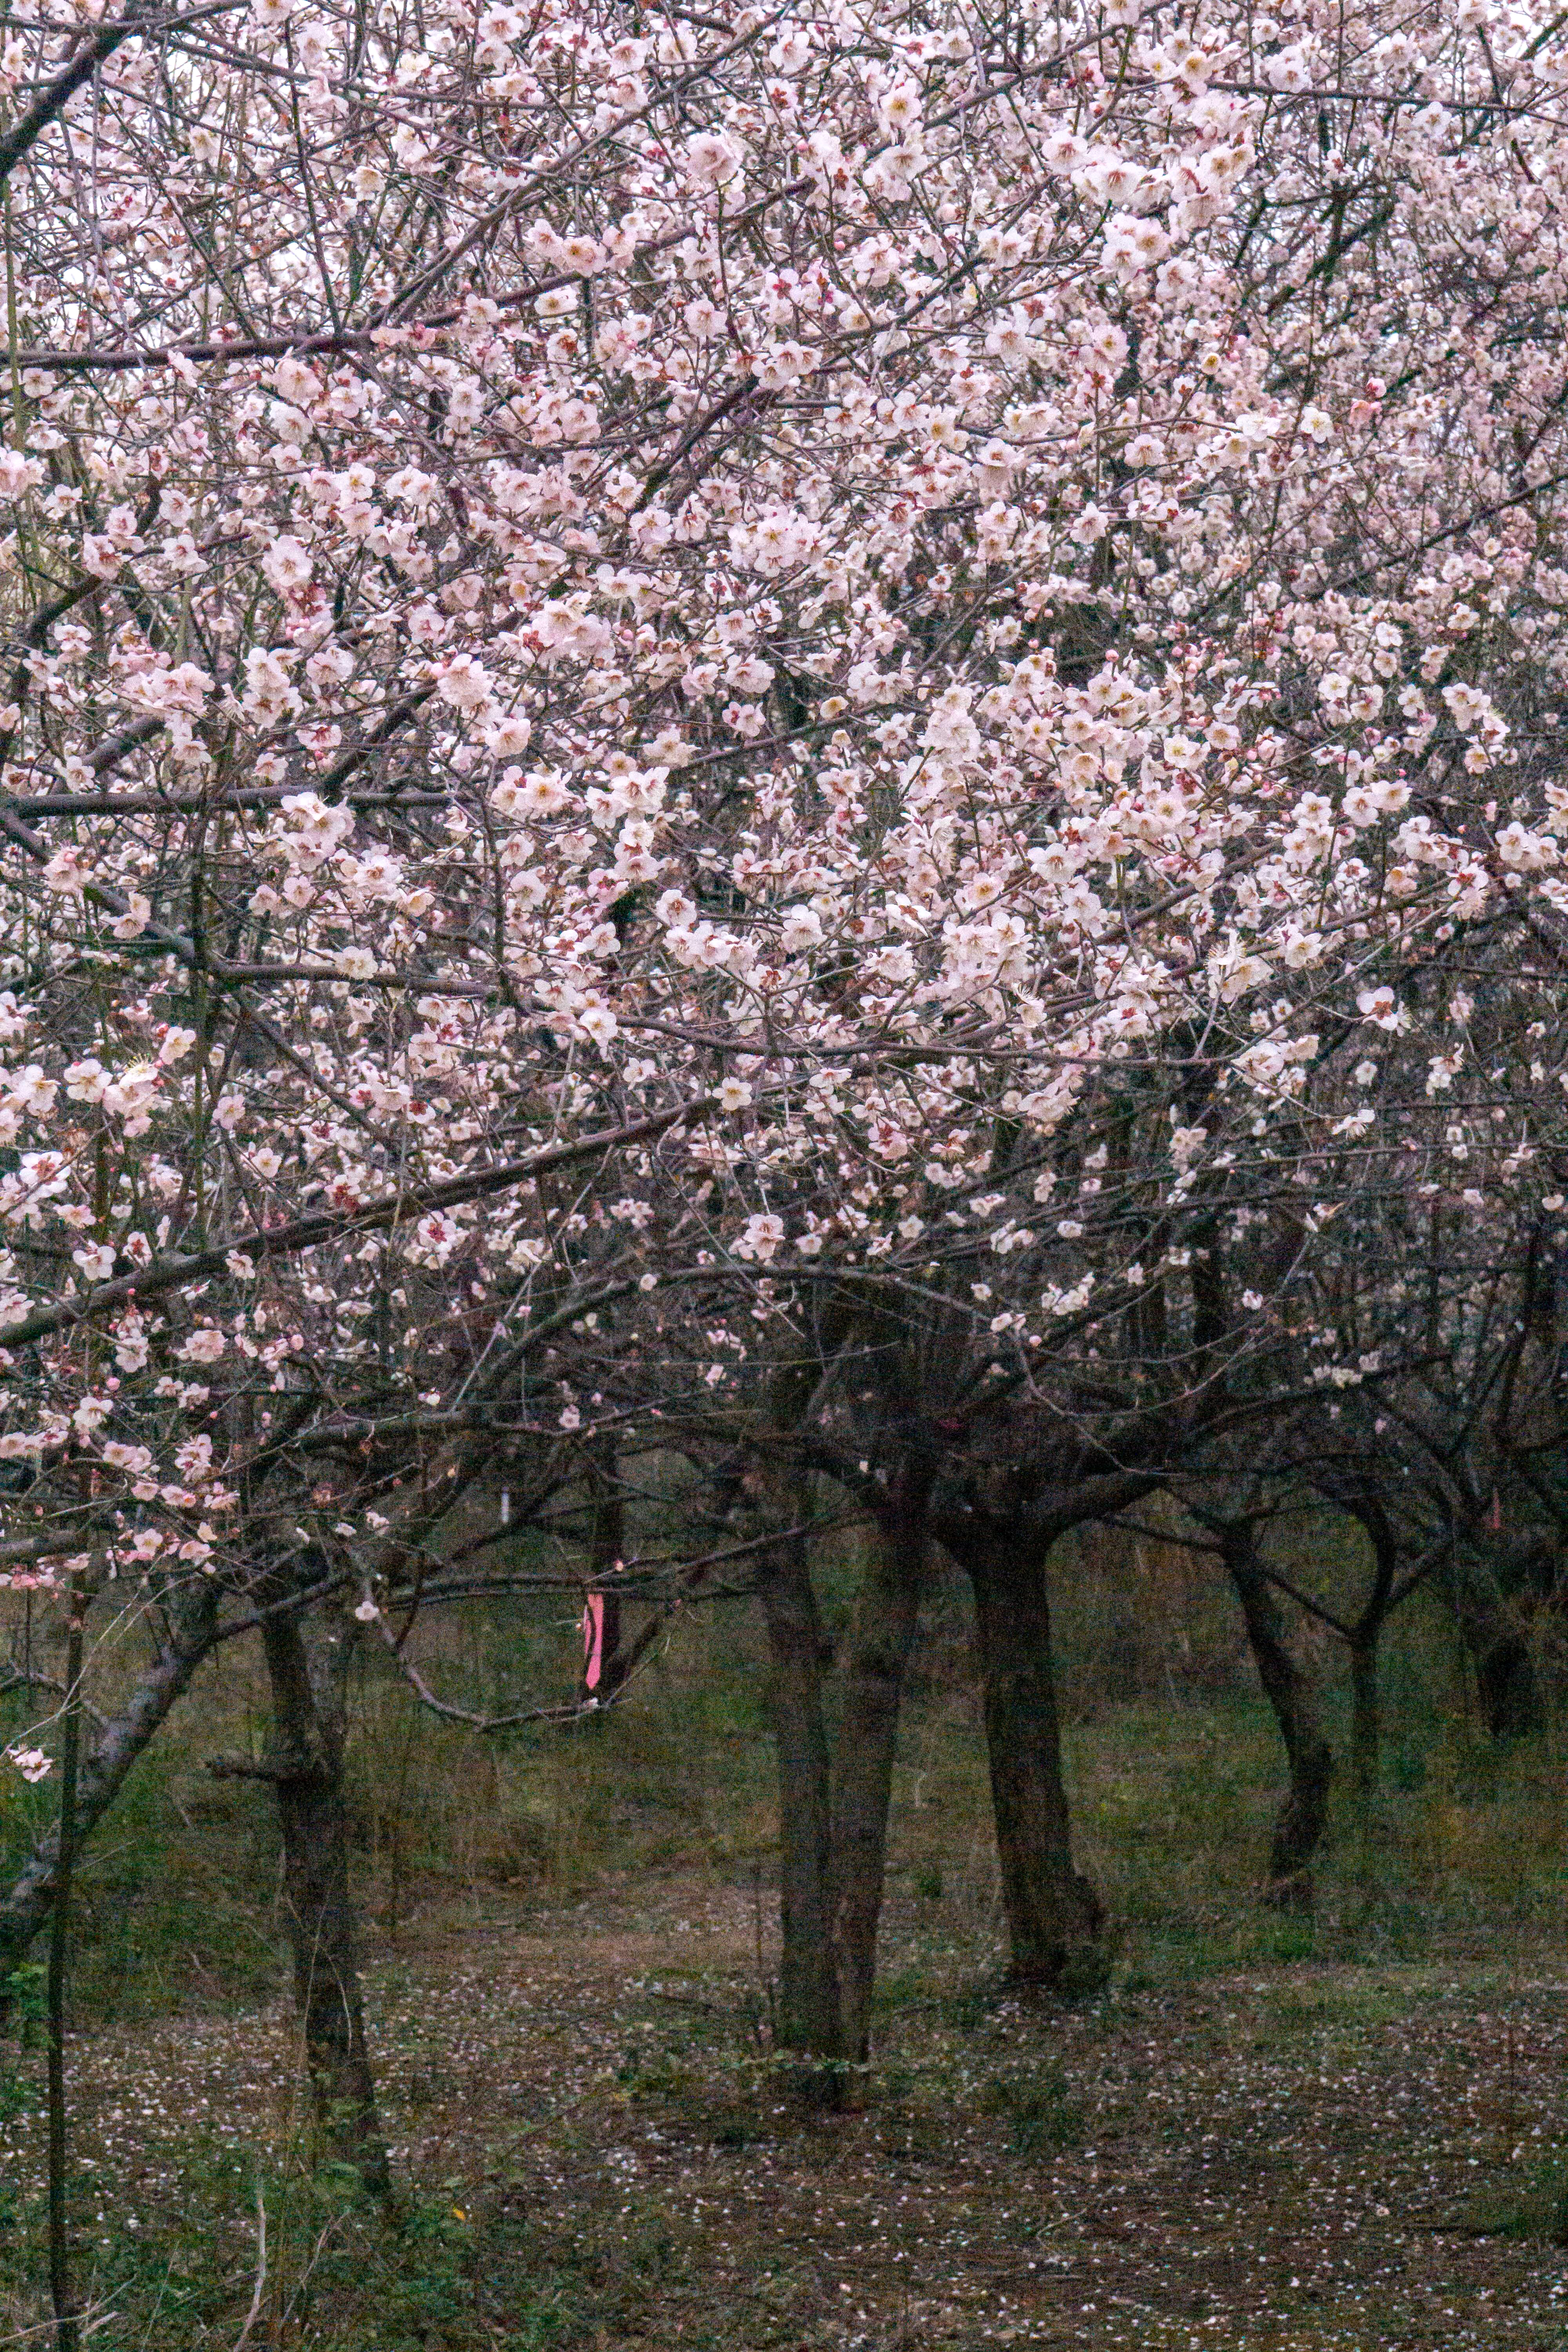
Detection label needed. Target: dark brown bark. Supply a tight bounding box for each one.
[1467,1614,1539,1740]
[1341,1497,1396,1804]
[951,1529,1104,1990]
[1329,1500,1452,1807]
[1452,1542,1548,1740]
[755,1487,841,2081]
[829,1461,933,2065]
[0,1585,220,1977]
[1225,1523,1334,1910]
[260,1615,389,2194]
[0,6,153,191]
[1349,1635,1379,1803]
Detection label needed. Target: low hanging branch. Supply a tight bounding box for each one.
[0,1098,712,1349]
[358,1508,827,1733]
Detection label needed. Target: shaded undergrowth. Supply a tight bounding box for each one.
[1,1552,1566,2345]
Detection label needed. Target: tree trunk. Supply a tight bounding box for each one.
[1469,1622,1539,1740]
[1349,1633,1379,1802]
[829,1460,933,2066]
[1225,1525,1334,1911]
[1341,1495,1396,1807]
[261,1614,389,2194]
[756,1491,842,2087]
[1453,1553,1543,1740]
[957,1530,1105,1990]
[0,1585,219,1982]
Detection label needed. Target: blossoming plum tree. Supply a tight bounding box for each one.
[4,0,1568,2171]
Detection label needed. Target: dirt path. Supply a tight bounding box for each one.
[4,1877,1567,2347]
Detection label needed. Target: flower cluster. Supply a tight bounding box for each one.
[2,0,1568,1756]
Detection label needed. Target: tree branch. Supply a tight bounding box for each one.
[0,1097,712,1349]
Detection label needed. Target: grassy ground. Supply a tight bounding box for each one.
[2,1557,1568,2347]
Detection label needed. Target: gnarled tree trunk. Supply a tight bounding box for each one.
[1452,1536,1552,1741]
[947,1526,1104,1990]
[756,1479,841,2084]
[1340,1495,1399,1804]
[1223,1522,1333,1911]
[1349,1634,1379,1803]
[755,1446,932,2093]
[260,1613,389,2194]
[829,1458,932,2064]
[0,1584,220,1984]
